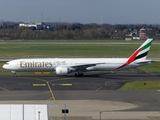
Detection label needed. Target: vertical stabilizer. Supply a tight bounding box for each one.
[133,38,153,61]
[118,39,153,69]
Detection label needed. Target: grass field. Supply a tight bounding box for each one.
[138,62,160,73]
[119,81,160,90]
[0,42,159,58]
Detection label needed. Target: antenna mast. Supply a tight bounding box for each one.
[101,14,103,25]
[41,13,43,22]
[28,14,30,23]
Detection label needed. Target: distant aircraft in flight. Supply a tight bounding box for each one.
[3,39,153,77]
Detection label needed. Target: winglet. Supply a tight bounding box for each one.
[118,38,153,69]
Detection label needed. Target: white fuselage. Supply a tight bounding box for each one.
[3,58,141,72]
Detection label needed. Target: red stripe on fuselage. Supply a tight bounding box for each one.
[117,47,142,69]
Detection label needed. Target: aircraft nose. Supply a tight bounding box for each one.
[3,64,7,69]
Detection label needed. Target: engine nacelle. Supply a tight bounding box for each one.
[55,67,70,75]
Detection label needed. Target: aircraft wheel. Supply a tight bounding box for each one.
[75,73,84,77]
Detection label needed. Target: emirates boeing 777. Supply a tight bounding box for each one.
[3,39,153,76]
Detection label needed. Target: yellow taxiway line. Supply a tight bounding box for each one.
[58,84,72,87]
[33,84,46,86]
[46,81,57,103]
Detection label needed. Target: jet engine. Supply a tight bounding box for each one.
[55,67,70,75]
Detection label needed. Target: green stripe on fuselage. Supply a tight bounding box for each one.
[141,40,152,51]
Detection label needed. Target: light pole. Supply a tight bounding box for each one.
[38,111,41,120]
[100,111,102,120]
[64,104,66,120]
[62,104,69,120]
[23,104,24,120]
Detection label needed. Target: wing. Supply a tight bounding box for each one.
[70,63,105,71]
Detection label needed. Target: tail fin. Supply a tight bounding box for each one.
[118,38,153,69]
[128,38,153,62]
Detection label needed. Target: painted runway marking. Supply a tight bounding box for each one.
[47,81,57,103]
[157,90,160,93]
[33,84,46,86]
[0,87,9,91]
[47,97,53,100]
[19,77,47,82]
[48,77,72,82]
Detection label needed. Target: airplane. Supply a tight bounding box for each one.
[3,38,153,77]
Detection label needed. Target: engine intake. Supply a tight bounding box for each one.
[55,67,70,75]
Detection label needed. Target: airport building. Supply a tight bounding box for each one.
[139,28,147,39]
[19,22,53,30]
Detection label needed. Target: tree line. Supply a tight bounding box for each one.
[0,22,160,40]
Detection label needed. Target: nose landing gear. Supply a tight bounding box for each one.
[11,71,17,76]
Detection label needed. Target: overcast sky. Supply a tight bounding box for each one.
[0,0,160,24]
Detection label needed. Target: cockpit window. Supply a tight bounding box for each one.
[6,62,9,65]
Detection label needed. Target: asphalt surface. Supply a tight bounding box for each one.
[0,68,160,111]
[0,68,159,91]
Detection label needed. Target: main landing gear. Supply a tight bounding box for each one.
[11,71,17,76]
[74,70,84,77]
